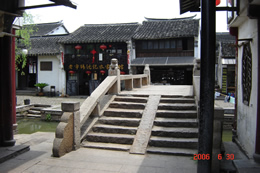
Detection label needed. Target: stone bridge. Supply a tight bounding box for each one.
[52,59,223,172]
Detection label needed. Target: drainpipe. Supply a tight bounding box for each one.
[197,0,216,172]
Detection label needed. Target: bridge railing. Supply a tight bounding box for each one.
[52,59,150,157]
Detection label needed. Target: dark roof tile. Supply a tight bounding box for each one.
[133,19,200,40]
[24,21,68,37]
[28,36,66,55]
[60,23,141,44]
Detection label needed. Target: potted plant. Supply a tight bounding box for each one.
[34,83,49,96]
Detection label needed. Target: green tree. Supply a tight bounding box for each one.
[15,12,37,75]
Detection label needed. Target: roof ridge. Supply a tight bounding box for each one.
[144,15,197,21]
[84,22,140,27]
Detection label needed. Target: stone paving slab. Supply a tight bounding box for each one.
[0,132,197,173]
[130,95,161,154]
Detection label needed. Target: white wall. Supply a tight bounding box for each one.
[46,26,68,35]
[37,55,66,95]
[236,17,258,158]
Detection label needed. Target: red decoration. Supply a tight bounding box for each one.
[75,45,82,50]
[100,70,106,75]
[86,71,91,75]
[90,49,97,64]
[120,71,126,75]
[100,44,107,51]
[69,70,76,74]
[216,0,221,6]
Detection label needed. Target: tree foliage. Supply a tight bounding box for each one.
[15,12,37,75]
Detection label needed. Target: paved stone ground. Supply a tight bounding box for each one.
[0,132,197,173]
[17,95,87,107]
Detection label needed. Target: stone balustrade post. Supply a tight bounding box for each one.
[108,58,120,94]
[52,101,80,157]
[143,64,151,85]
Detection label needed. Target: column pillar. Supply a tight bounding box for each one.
[0,14,16,146]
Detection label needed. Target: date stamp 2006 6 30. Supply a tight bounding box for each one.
[193,154,234,160]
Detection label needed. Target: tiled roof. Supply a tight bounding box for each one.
[133,19,200,40]
[216,32,236,57]
[28,36,66,55]
[25,21,68,37]
[131,57,195,66]
[216,32,236,42]
[60,23,141,44]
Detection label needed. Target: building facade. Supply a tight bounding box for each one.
[131,17,200,85]
[215,32,236,94]
[228,0,260,162]
[60,23,140,95]
[16,21,68,95]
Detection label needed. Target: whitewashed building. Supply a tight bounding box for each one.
[228,0,260,163]
[16,21,68,95]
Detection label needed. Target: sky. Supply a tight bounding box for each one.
[24,0,229,33]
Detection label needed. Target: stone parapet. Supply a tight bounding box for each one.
[52,102,80,157]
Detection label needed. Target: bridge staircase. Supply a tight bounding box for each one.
[81,94,198,156]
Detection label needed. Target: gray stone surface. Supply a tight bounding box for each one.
[61,102,80,112]
[130,95,161,154]
[0,132,197,173]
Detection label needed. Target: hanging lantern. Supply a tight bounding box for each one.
[90,49,97,64]
[75,45,82,50]
[216,0,221,6]
[100,70,106,75]
[120,71,126,75]
[86,71,92,75]
[100,44,107,51]
[75,45,82,54]
[69,70,76,74]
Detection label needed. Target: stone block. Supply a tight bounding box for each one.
[61,102,80,112]
[73,110,80,150]
[52,112,74,157]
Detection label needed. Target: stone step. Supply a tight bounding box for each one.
[147,147,197,156]
[158,103,197,110]
[154,118,198,127]
[82,141,131,151]
[26,114,41,118]
[30,107,44,111]
[152,126,198,138]
[86,132,134,144]
[92,124,137,135]
[104,108,143,118]
[160,98,195,104]
[98,117,141,127]
[161,95,194,98]
[27,110,41,115]
[156,110,197,118]
[149,136,198,149]
[114,96,148,103]
[109,101,146,109]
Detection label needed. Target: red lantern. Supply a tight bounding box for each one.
[75,45,82,54]
[120,71,126,75]
[75,45,82,50]
[100,70,106,75]
[100,44,107,51]
[91,49,97,64]
[216,0,221,6]
[86,71,91,75]
[69,70,76,74]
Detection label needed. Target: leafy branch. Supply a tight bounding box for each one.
[15,12,37,75]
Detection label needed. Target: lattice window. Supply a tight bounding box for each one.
[242,42,252,106]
